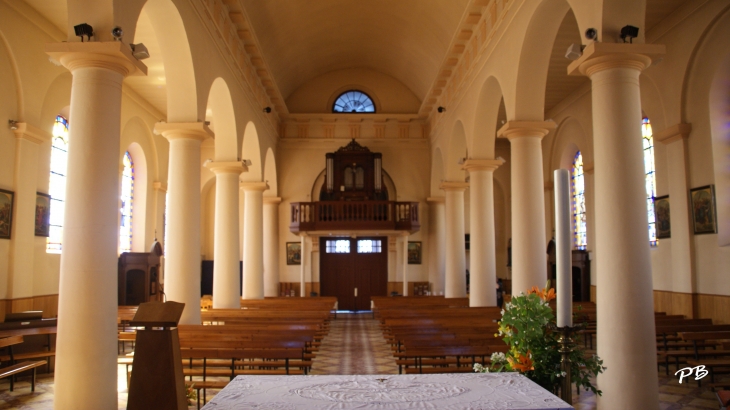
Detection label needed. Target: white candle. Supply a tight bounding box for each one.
[554,169,572,327]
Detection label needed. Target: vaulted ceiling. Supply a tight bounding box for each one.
[23,0,690,119]
[239,0,471,102]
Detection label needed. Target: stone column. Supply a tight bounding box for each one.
[427,197,446,295]
[497,121,554,295]
[463,159,505,306]
[45,42,146,410]
[205,161,246,308]
[241,182,268,299]
[569,42,665,410]
[263,197,281,297]
[155,122,211,325]
[300,234,308,297]
[655,124,696,317]
[440,181,469,298]
[401,233,410,296]
[152,181,167,284]
[8,124,51,302]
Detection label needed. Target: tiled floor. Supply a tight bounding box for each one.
[0,313,726,409]
[310,311,398,375]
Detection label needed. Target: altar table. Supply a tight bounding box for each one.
[201,373,573,409]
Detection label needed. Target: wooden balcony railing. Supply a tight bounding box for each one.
[290,201,420,233]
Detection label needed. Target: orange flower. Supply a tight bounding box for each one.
[508,351,534,372]
[527,286,556,302]
[542,288,556,302]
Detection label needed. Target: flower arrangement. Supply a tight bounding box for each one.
[186,383,197,405]
[474,283,605,396]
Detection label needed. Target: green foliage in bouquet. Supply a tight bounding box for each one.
[474,283,605,396]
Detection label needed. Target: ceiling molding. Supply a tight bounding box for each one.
[419,0,516,125]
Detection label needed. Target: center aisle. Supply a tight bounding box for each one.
[310,312,398,375]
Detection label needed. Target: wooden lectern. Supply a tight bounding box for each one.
[127,301,187,410]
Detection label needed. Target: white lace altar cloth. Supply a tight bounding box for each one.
[201,373,573,410]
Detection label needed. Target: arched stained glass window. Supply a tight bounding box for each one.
[119,152,134,254]
[333,91,375,113]
[643,117,657,246]
[572,151,587,250]
[47,115,69,253]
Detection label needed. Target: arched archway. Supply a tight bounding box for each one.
[263,148,278,197]
[241,121,263,182]
[205,78,238,161]
[513,0,572,120]
[431,147,444,196]
[131,0,197,122]
[0,30,22,121]
[471,76,504,159]
[684,7,730,246]
[445,121,468,181]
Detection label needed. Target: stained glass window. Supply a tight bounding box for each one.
[47,115,69,253]
[643,117,657,246]
[333,91,375,113]
[325,240,350,253]
[571,151,587,250]
[357,240,382,253]
[119,151,134,254]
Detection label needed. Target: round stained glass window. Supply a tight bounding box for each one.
[333,91,375,113]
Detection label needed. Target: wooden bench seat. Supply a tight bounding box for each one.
[0,336,47,392]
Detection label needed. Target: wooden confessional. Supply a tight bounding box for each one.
[118,242,163,306]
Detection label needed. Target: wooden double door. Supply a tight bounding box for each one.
[319,237,387,311]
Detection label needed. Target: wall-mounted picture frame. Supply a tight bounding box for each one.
[654,195,670,239]
[407,241,422,264]
[35,192,51,237]
[690,185,717,235]
[0,189,14,239]
[286,242,302,265]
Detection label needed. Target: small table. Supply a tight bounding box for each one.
[202,373,573,409]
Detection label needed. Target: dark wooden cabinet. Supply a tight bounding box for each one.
[547,247,591,302]
[118,251,162,306]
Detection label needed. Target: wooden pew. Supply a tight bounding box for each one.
[680,331,730,388]
[0,336,46,392]
[656,325,730,374]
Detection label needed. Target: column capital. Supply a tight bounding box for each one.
[154,122,213,142]
[240,181,269,192]
[12,123,52,144]
[568,42,665,77]
[439,181,469,192]
[46,41,147,77]
[263,196,282,204]
[204,161,247,175]
[462,158,505,172]
[654,123,692,145]
[497,121,556,140]
[426,196,445,203]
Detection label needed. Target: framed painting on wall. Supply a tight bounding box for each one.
[654,195,670,239]
[690,185,717,234]
[0,189,14,239]
[35,192,51,237]
[286,242,302,265]
[407,241,422,264]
